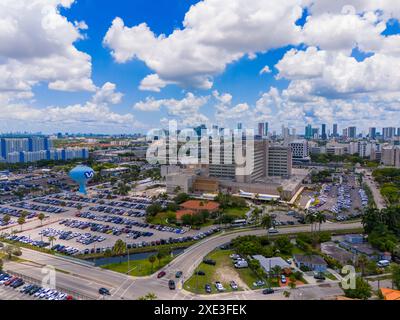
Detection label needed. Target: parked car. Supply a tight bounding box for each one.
[314,272,326,280]
[215,281,225,292]
[234,260,248,268]
[195,270,206,276]
[281,275,287,284]
[230,281,238,290]
[253,280,266,287]
[377,260,390,268]
[203,259,216,266]
[205,284,212,294]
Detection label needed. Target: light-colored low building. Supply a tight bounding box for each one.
[165,172,197,193]
[381,145,400,167]
[252,255,291,273]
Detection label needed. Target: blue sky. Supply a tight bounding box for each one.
[46,0,291,130]
[1,0,400,134]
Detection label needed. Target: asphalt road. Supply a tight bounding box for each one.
[3,221,362,300]
[357,169,386,210]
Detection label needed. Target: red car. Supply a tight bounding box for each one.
[4,277,17,286]
[157,271,166,279]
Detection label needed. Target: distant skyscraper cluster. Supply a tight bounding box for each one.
[0,136,89,164]
[257,122,269,137]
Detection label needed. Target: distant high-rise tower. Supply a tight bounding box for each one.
[264,122,269,136]
[333,124,338,137]
[258,123,264,136]
[305,124,313,139]
[369,127,377,139]
[237,123,243,130]
[348,126,357,139]
[321,124,327,140]
[383,127,396,140]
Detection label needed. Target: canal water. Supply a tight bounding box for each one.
[87,248,185,266]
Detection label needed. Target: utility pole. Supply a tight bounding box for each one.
[126,243,130,274]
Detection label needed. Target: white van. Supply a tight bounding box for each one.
[235,260,249,269]
[377,260,390,268]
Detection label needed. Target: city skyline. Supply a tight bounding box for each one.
[1,1,400,134]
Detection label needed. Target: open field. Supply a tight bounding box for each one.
[184,249,261,294]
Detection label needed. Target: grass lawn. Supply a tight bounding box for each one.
[223,207,249,219]
[102,256,173,277]
[278,245,305,260]
[325,271,338,281]
[184,249,262,294]
[147,211,178,226]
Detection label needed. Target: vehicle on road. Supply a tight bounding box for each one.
[268,228,279,234]
[262,288,275,295]
[99,288,111,295]
[175,271,183,278]
[168,280,176,290]
[157,271,166,279]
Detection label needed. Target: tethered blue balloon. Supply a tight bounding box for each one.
[69,165,95,195]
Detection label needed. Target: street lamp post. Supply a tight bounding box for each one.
[126,243,130,274]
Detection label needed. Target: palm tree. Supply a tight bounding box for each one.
[21,211,29,219]
[38,213,45,226]
[4,245,15,260]
[138,292,157,300]
[357,255,369,276]
[148,255,156,272]
[112,239,127,264]
[156,249,168,267]
[288,281,297,290]
[251,208,261,225]
[48,236,56,247]
[305,212,316,233]
[261,214,273,231]
[261,214,273,239]
[17,216,26,231]
[271,265,282,283]
[315,212,327,232]
[2,214,10,226]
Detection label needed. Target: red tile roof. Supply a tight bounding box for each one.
[180,200,220,212]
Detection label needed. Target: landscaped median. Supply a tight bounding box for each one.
[102,254,173,277]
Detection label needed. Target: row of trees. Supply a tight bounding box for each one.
[362,206,400,252]
[1,212,47,232]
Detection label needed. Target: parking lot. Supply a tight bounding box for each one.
[0,271,76,300]
[270,211,303,226]
[305,175,368,221]
[1,192,221,256]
